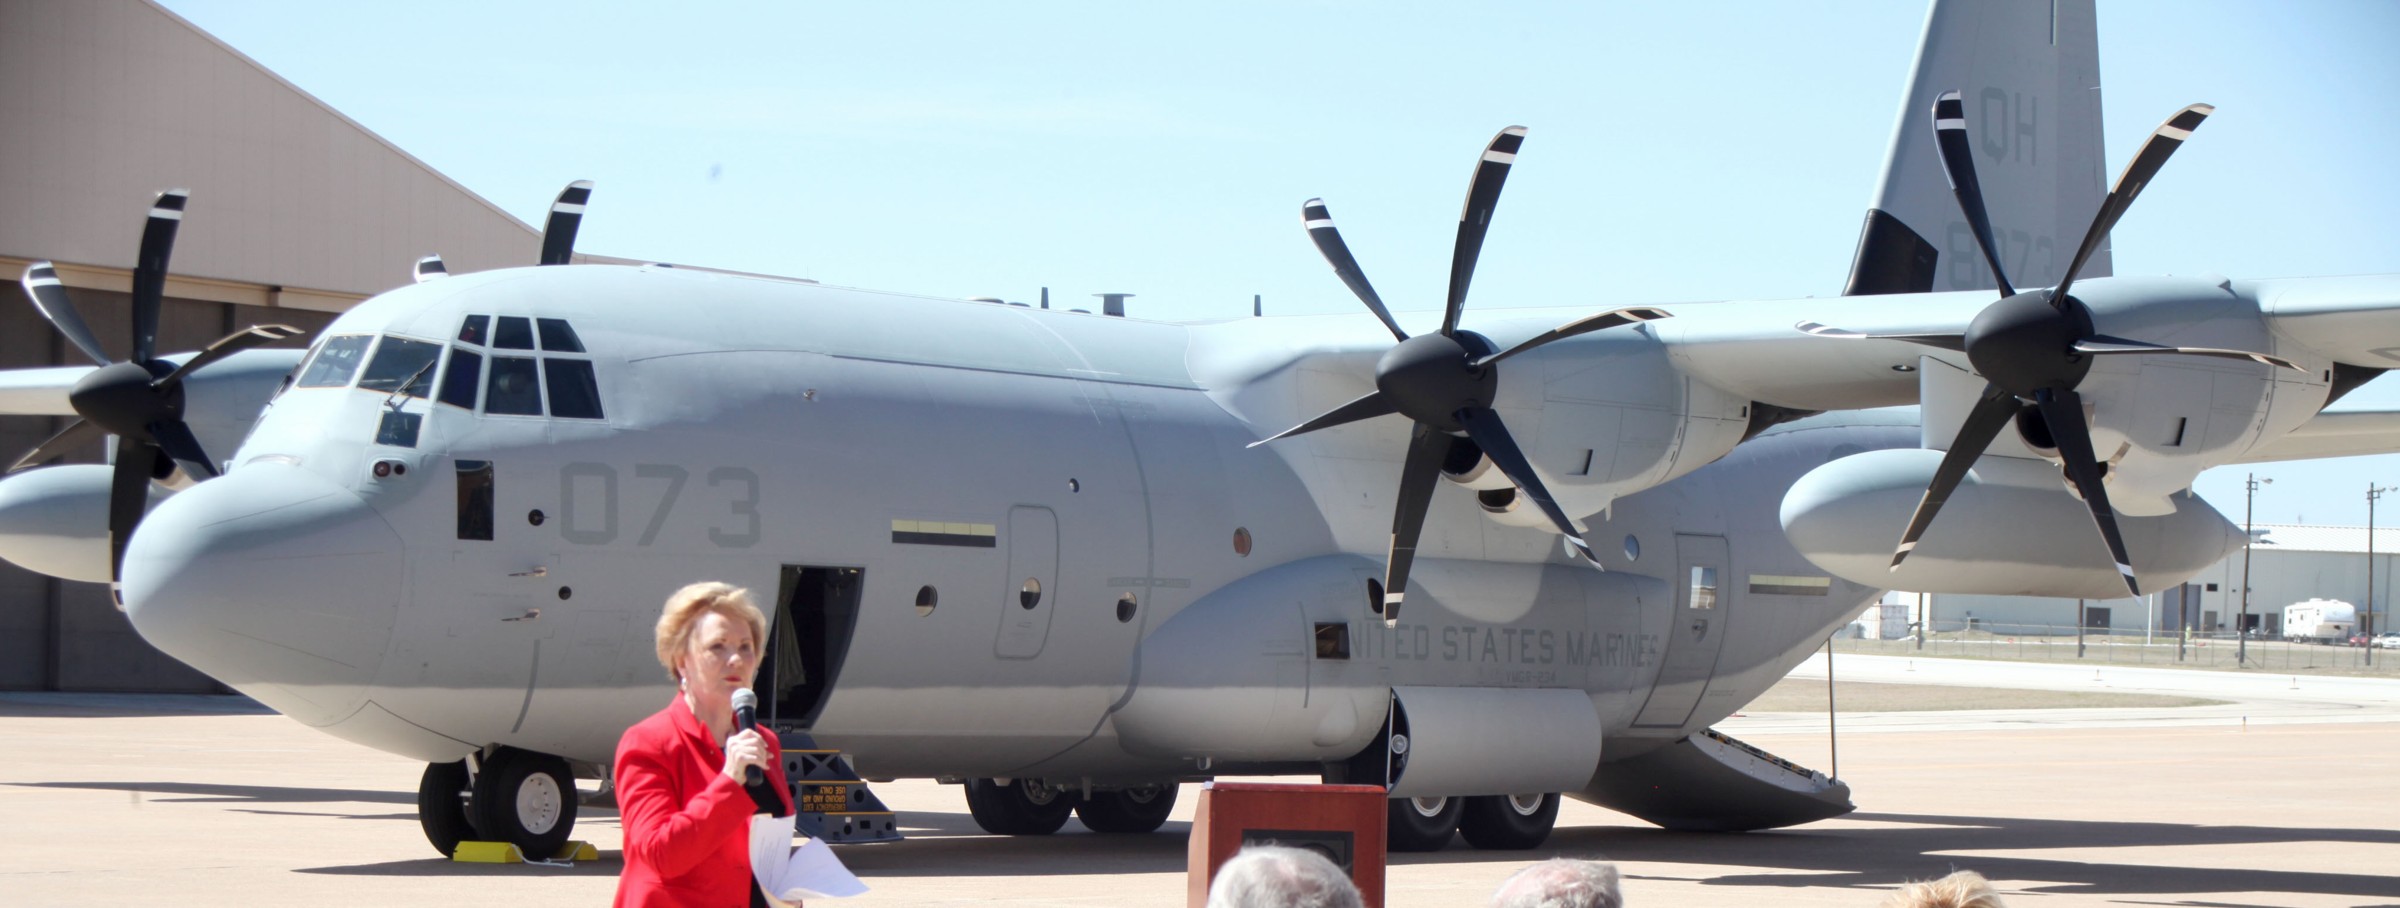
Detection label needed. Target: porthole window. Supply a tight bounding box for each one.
[1623,535,1641,562]
[1019,578,1042,610]
[1068,478,1080,493]
[1233,527,1252,557]
[915,585,938,616]
[1115,593,1137,623]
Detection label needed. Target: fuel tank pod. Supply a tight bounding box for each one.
[1780,448,2240,598]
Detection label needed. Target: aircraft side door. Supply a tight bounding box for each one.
[1630,533,1730,729]
[995,505,1059,658]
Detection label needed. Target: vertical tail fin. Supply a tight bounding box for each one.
[1843,0,2106,296]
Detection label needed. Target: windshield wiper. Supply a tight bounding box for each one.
[384,358,438,410]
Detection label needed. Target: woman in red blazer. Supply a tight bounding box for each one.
[615,582,797,908]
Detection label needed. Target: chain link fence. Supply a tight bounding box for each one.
[1833,620,2400,676]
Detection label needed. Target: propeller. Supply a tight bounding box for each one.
[412,180,592,281]
[12,191,302,584]
[1795,93,2302,598]
[538,180,594,266]
[1252,127,1670,625]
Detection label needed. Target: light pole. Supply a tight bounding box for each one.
[2369,485,2393,667]
[2241,474,2270,667]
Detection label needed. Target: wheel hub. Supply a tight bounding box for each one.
[515,773,562,835]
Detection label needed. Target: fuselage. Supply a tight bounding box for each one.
[117,263,1960,785]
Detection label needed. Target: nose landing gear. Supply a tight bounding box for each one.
[413,748,580,859]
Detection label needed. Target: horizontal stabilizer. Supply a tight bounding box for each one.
[1573,729,1851,832]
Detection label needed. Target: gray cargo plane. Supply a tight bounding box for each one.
[2,0,2394,859]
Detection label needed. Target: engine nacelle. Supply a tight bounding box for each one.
[1780,448,2240,598]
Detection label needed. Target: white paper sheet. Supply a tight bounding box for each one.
[750,815,870,902]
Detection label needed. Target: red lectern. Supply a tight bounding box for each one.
[1187,782,1386,908]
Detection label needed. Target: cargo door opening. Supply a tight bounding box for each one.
[761,565,863,730]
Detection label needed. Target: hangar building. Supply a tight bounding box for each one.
[0,0,593,691]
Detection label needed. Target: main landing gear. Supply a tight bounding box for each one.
[416,747,582,858]
[962,779,1180,835]
[1387,792,1561,852]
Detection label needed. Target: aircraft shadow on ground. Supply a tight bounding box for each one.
[833,809,2400,903]
[10,780,412,806]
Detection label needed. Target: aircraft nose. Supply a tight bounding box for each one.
[123,462,402,727]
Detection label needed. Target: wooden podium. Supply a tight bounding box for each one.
[1187,782,1386,908]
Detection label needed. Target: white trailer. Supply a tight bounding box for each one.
[2283,599,2358,642]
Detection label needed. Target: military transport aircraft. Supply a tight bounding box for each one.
[2,0,2395,859]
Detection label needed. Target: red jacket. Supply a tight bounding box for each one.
[614,696,794,908]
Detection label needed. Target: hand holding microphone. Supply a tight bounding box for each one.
[727,688,766,786]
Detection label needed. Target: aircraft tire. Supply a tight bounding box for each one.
[1457,793,1559,850]
[1386,795,1461,852]
[964,778,1073,835]
[415,760,478,857]
[470,748,577,858]
[1074,784,1178,834]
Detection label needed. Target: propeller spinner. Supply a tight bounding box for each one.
[1253,127,1669,625]
[1797,94,2301,597]
[13,191,301,585]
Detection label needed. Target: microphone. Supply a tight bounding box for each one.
[731,688,763,786]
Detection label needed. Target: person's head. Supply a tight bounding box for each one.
[1884,870,2004,908]
[1490,858,1622,908]
[1205,844,1363,908]
[653,582,768,708]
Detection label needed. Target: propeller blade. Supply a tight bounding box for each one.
[131,190,189,363]
[1301,199,1408,342]
[1475,307,1672,368]
[1380,424,1455,625]
[20,262,113,367]
[2035,387,2140,597]
[538,180,594,266]
[414,254,449,283]
[9,419,104,473]
[1248,390,1396,448]
[2072,335,2303,371]
[1442,126,1528,337]
[1929,92,2016,297]
[1796,320,1969,352]
[149,419,218,480]
[108,441,160,583]
[159,324,304,387]
[2054,103,2213,303]
[1456,407,1595,561]
[1891,383,2019,569]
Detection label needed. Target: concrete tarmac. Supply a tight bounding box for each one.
[4,662,2396,907]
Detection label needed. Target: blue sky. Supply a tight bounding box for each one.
[158,0,2400,527]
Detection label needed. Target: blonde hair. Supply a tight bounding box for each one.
[1884,870,2005,908]
[653,581,768,681]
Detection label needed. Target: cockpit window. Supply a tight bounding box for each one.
[536,318,585,353]
[486,356,543,415]
[357,337,442,398]
[296,334,373,388]
[440,348,483,409]
[493,316,535,350]
[457,315,489,346]
[544,360,604,419]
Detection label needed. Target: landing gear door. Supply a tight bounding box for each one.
[995,506,1059,659]
[1631,533,1730,729]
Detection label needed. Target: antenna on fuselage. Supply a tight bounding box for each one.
[1040,287,1049,309]
[1094,293,1132,318]
[538,180,594,266]
[1253,294,1261,317]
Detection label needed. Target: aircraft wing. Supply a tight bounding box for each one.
[2233,409,2400,464]
[0,365,93,416]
